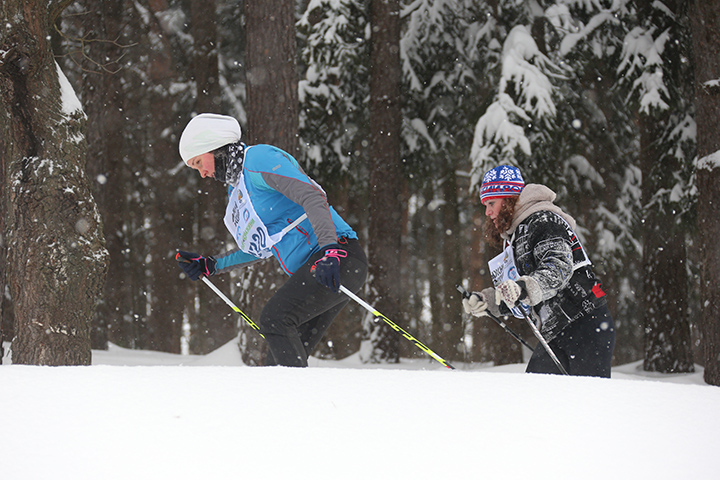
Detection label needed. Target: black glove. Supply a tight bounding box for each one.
[311,244,347,293]
[176,251,217,281]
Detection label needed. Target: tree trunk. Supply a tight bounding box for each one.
[426,185,441,356]
[640,115,694,373]
[364,0,402,363]
[141,0,189,354]
[1,182,11,358]
[243,0,300,364]
[245,0,298,152]
[189,0,238,355]
[76,0,138,351]
[434,162,465,361]
[0,120,5,361]
[0,0,107,365]
[689,0,720,385]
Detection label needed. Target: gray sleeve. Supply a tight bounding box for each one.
[261,171,339,247]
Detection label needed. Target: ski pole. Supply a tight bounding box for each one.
[339,285,456,370]
[519,309,568,375]
[456,285,534,352]
[175,253,265,338]
[176,255,265,338]
[198,276,265,338]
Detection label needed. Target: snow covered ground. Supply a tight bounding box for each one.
[2,340,718,480]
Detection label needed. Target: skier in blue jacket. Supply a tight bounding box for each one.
[175,113,367,367]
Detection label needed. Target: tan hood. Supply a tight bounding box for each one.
[502,184,577,239]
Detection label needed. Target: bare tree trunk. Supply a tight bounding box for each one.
[0,100,5,361]
[245,0,298,152]
[434,163,465,361]
[640,115,694,373]
[426,185,441,354]
[689,0,720,386]
[243,0,299,364]
[1,179,11,358]
[139,0,188,354]
[189,0,238,355]
[75,0,137,351]
[0,0,107,365]
[364,0,402,363]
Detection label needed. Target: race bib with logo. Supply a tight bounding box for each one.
[223,173,305,259]
[488,244,532,319]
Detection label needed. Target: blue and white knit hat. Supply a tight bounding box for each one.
[480,165,525,204]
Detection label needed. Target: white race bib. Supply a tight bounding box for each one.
[224,173,305,258]
[488,244,532,319]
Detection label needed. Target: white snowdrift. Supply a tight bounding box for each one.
[1,341,717,480]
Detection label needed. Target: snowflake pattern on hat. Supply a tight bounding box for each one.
[499,166,517,181]
[479,165,525,204]
[482,168,498,183]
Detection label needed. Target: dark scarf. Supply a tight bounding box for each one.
[213,141,246,185]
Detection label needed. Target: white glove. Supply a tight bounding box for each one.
[463,291,490,317]
[495,279,523,308]
[462,288,503,317]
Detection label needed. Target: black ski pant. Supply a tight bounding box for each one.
[259,238,367,367]
[526,304,615,377]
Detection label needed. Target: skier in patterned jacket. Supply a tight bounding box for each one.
[462,165,615,377]
[175,114,367,367]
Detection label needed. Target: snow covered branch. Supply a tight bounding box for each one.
[470,24,558,188]
[618,25,672,114]
[697,150,720,171]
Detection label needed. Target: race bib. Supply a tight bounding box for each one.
[224,173,305,258]
[488,244,532,319]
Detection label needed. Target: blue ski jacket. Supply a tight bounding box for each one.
[213,144,357,276]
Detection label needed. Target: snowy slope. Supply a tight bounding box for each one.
[1,342,718,480]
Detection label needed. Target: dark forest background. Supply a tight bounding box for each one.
[2,0,720,384]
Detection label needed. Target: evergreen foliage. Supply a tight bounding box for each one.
[20,0,708,370]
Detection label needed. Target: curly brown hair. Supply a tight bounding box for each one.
[483,196,518,247]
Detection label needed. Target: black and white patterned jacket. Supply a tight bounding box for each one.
[499,184,607,342]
